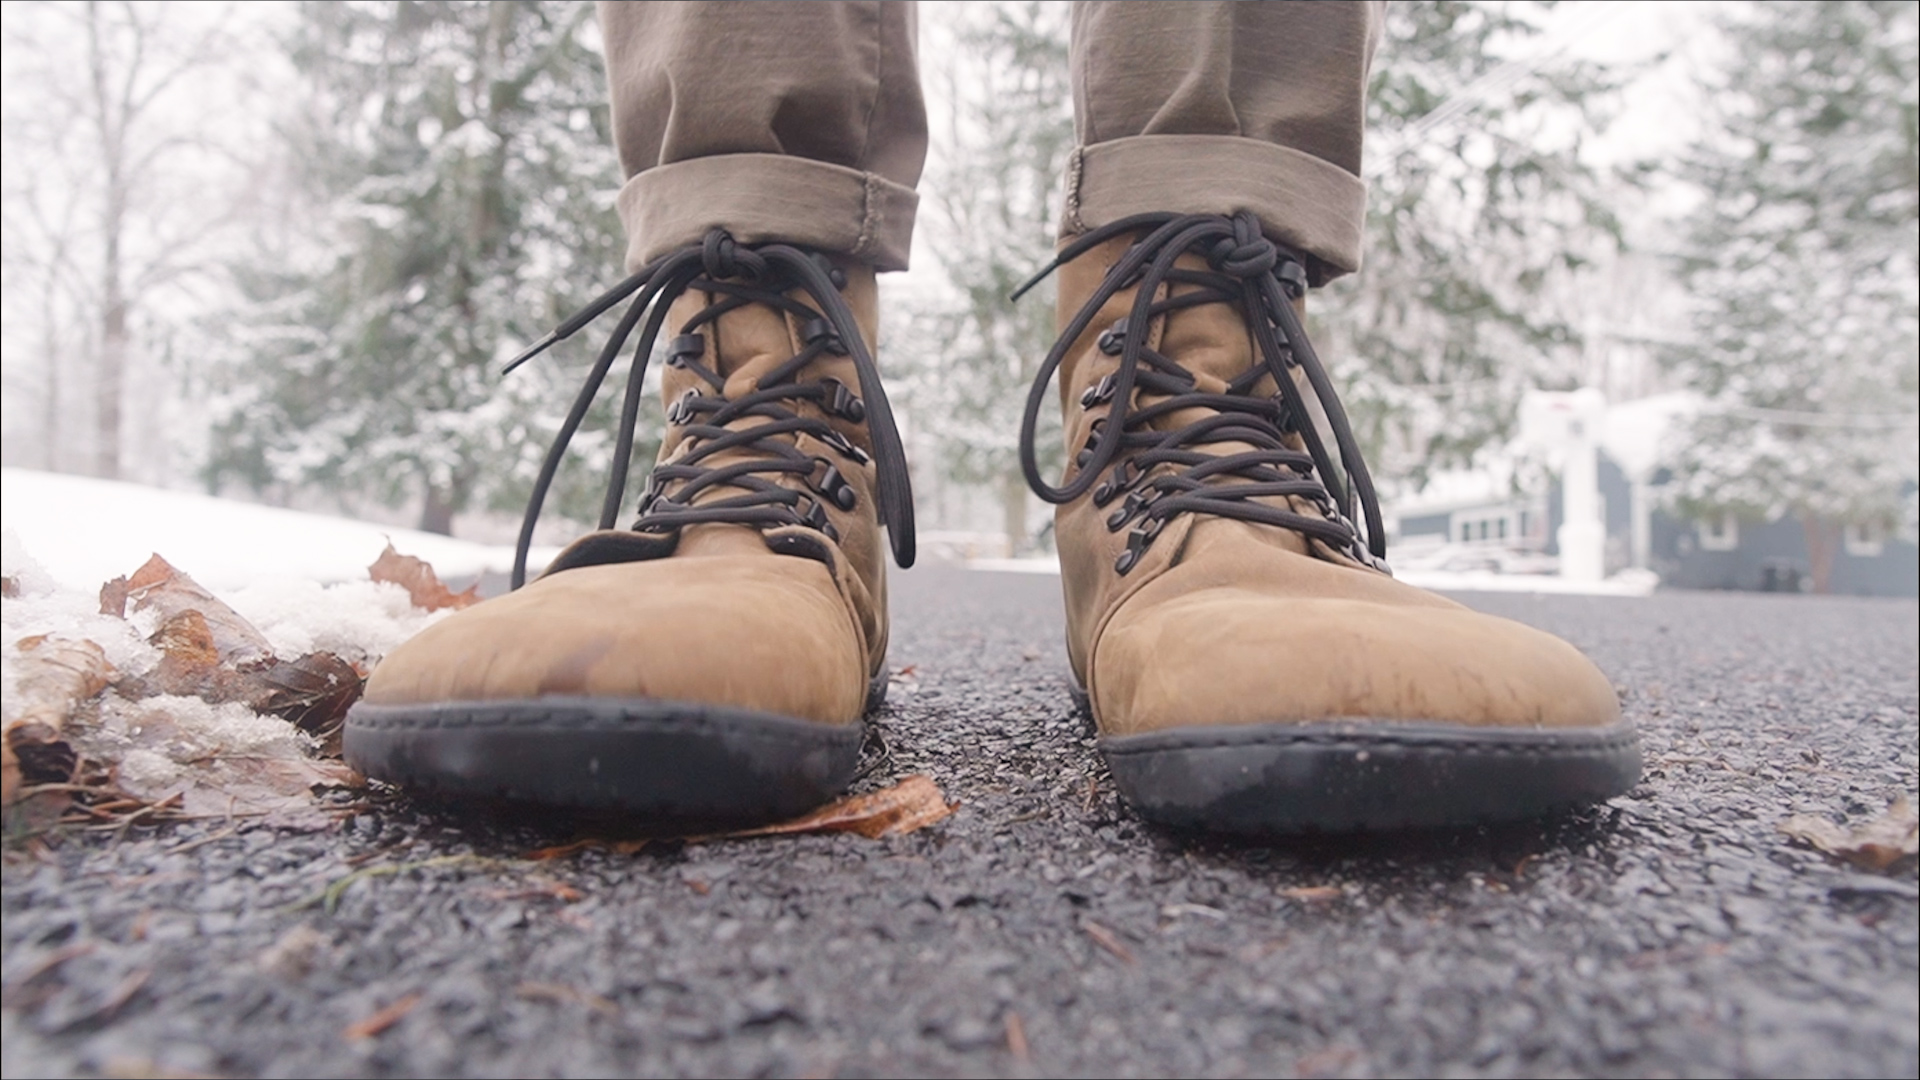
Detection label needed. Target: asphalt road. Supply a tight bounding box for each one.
[4,565,1917,1078]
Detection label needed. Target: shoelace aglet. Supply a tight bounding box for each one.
[1010,212,1185,303]
[1009,259,1061,303]
[503,267,662,376]
[501,331,560,376]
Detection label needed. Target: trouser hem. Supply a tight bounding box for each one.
[618,153,920,272]
[1061,135,1366,285]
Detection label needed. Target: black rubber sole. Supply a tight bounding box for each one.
[1081,693,1642,834]
[342,676,882,822]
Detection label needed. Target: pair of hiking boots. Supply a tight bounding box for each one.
[344,217,1640,834]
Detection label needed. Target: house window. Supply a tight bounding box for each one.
[1844,521,1886,558]
[1698,513,1739,552]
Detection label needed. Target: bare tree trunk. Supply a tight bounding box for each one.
[87,0,130,480]
[419,484,458,536]
[419,464,477,536]
[39,280,63,472]
[95,263,127,479]
[1802,515,1840,595]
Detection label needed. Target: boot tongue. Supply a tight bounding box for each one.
[646,279,874,544]
[1139,259,1314,558]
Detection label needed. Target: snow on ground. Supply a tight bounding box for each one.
[2,467,552,591]
[1,469,526,809]
[958,553,1658,596]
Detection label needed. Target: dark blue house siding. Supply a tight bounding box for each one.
[1399,511,1452,538]
[1651,512,1917,597]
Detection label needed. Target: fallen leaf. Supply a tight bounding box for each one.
[98,1056,217,1080]
[2,574,19,598]
[369,543,480,611]
[523,839,598,861]
[343,992,423,1039]
[516,982,618,1016]
[125,555,273,666]
[522,838,647,860]
[1004,1011,1030,1062]
[1278,885,1345,904]
[1780,796,1919,871]
[1081,918,1137,965]
[1,942,97,994]
[704,774,957,841]
[481,879,583,903]
[145,610,224,696]
[248,652,364,749]
[134,606,363,752]
[3,636,111,804]
[98,576,129,617]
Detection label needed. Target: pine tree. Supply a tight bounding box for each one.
[900,0,1625,548]
[206,0,629,534]
[1661,0,1919,592]
[1314,0,1626,485]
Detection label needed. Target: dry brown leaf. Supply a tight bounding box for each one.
[523,839,599,861]
[521,838,649,860]
[481,879,583,903]
[342,992,423,1039]
[706,774,957,841]
[1081,918,1137,965]
[146,610,224,697]
[136,601,363,749]
[248,652,364,749]
[1780,796,1919,871]
[4,636,112,804]
[369,543,480,611]
[99,576,129,617]
[516,982,618,1016]
[126,555,273,666]
[2,574,19,598]
[1005,1012,1030,1062]
[1279,885,1345,904]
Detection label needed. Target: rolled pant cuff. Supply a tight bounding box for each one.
[617,153,920,273]
[1061,135,1367,285]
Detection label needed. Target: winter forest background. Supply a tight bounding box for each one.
[2,0,1915,590]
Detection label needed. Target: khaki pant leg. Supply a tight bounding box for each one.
[1064,0,1385,283]
[599,0,928,272]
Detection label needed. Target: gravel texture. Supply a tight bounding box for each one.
[4,565,1916,1078]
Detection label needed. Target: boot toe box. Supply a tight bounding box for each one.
[1091,584,1621,737]
[364,557,868,725]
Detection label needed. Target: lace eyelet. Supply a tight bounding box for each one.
[1079,373,1118,408]
[818,427,871,465]
[801,317,846,355]
[809,457,858,511]
[1113,518,1165,575]
[820,378,866,421]
[666,389,701,424]
[666,333,705,368]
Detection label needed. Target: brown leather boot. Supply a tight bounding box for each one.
[344,233,914,822]
[1018,212,1640,832]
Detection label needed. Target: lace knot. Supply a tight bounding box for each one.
[1207,214,1279,277]
[701,230,767,282]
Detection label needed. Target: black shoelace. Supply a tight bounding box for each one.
[504,229,916,588]
[1014,211,1388,575]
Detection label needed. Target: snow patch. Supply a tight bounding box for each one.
[1,467,553,592]
[223,578,449,662]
